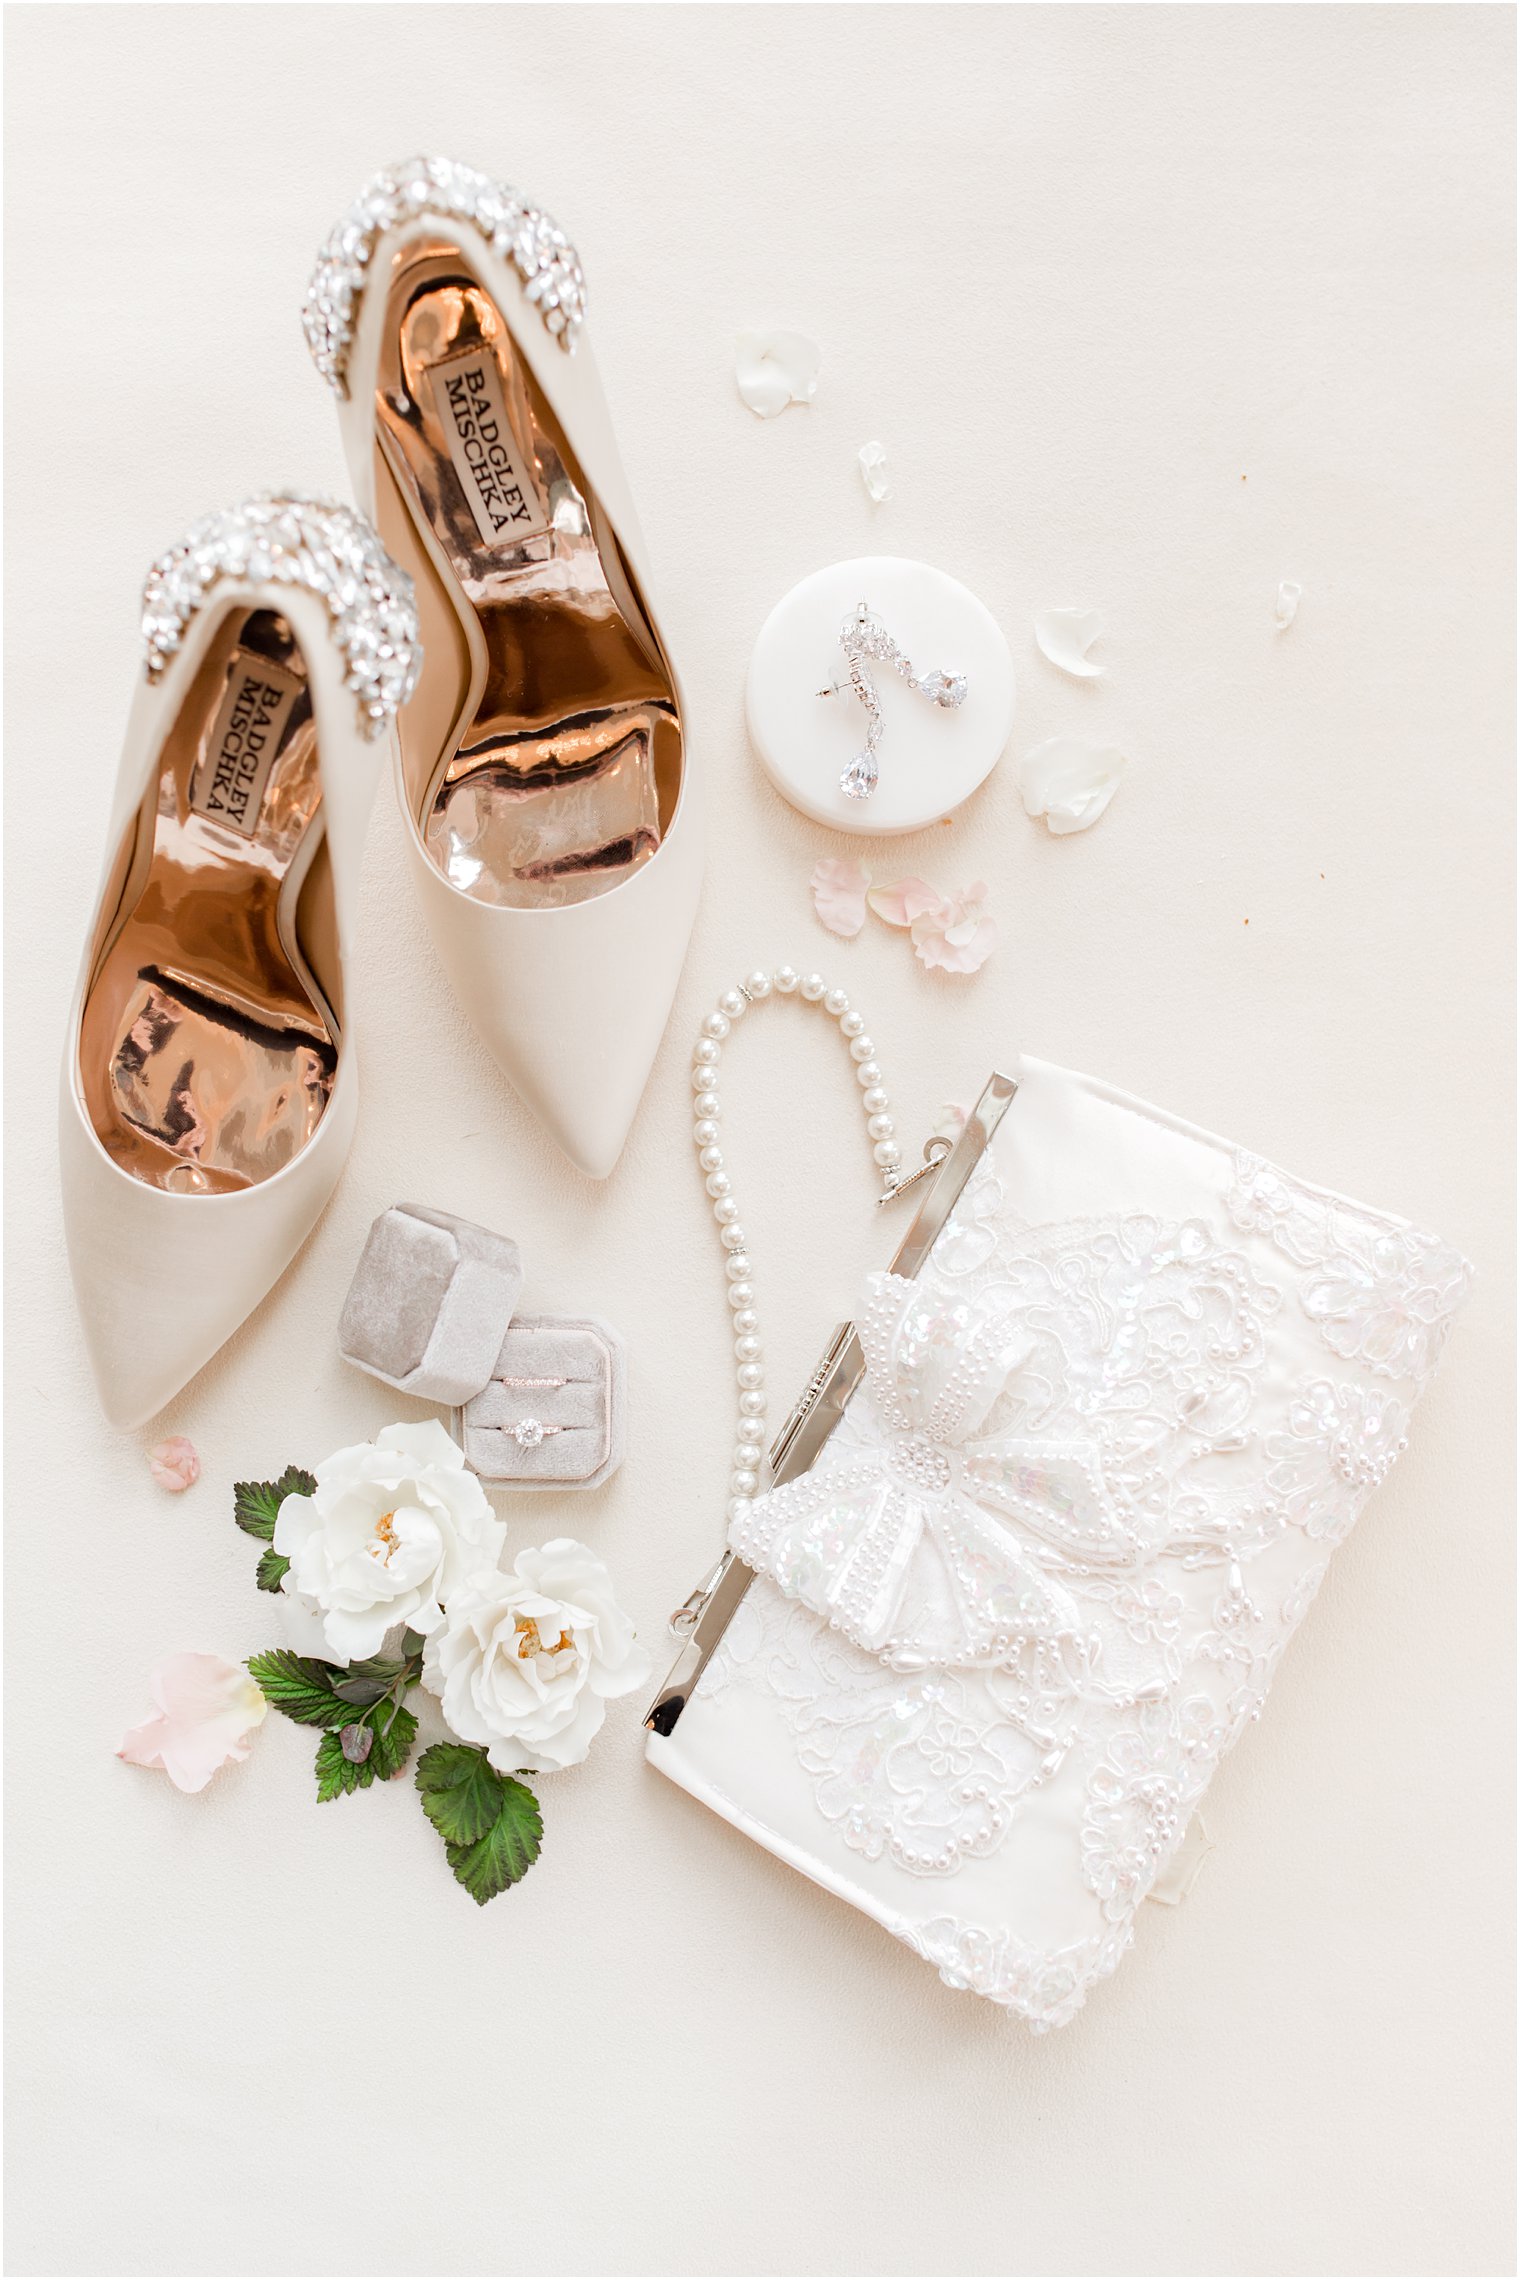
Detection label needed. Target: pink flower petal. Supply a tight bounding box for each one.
[867,877,943,928]
[810,857,870,937]
[148,1437,200,1493]
[117,1653,268,1794]
[908,885,999,975]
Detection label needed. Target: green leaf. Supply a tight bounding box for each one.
[314,1729,368,1800]
[313,1704,417,1802]
[415,1744,541,1904]
[330,1654,410,1707]
[444,1784,542,1905]
[365,1701,418,1781]
[415,1742,506,1845]
[255,1549,291,1594]
[246,1649,354,1728]
[233,1465,316,1541]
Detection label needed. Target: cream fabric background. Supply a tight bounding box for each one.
[4,6,1514,2275]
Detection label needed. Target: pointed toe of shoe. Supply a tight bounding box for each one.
[407,799,702,1180]
[59,1059,358,1425]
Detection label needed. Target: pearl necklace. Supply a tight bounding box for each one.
[691,965,905,1532]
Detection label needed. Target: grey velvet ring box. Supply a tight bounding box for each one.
[457,1316,626,1491]
[338,1203,625,1490]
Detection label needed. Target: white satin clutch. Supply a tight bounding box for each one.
[646,1055,1471,2031]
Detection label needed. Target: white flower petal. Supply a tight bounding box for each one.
[857,440,891,502]
[1274,579,1302,631]
[1019,735,1128,835]
[1034,607,1106,680]
[735,328,820,420]
[277,1584,332,1659]
[376,1417,466,1471]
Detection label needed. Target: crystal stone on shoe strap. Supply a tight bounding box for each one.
[140,494,423,740]
[302,154,587,395]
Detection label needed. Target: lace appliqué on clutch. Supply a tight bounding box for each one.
[1227,1152,1471,1388]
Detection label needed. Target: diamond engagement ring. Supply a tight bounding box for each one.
[508,1417,565,1449]
[819,600,967,800]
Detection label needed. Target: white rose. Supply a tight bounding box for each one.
[422,1539,652,1773]
[274,1419,506,1664]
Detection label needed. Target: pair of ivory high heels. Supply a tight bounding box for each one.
[60,158,703,1430]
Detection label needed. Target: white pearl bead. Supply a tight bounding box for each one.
[735,1335,762,1363]
[721,1223,748,1252]
[693,1038,721,1067]
[854,1060,882,1089]
[702,1011,730,1041]
[849,1035,875,1062]
[726,1495,753,1523]
[732,1309,758,1336]
[862,1087,889,1115]
[695,1090,721,1119]
[737,1416,765,1445]
[731,1448,758,1476]
[693,1118,719,1147]
[699,1143,724,1172]
[800,973,826,1002]
[705,1169,732,1197]
[731,1469,759,1497]
[739,1391,767,1417]
[727,1281,755,1309]
[824,988,849,1017]
[725,1253,752,1281]
[737,1362,764,1391]
[718,988,746,1019]
[874,1140,902,1167]
[773,965,799,994]
[714,1198,741,1226]
[839,1011,865,1039]
[868,1113,895,1140]
[692,1064,718,1090]
[744,969,773,1001]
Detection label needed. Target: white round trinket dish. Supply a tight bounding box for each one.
[747,555,1015,835]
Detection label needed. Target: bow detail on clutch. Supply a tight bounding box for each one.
[728,1272,1128,1673]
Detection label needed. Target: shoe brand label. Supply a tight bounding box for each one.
[190,652,306,837]
[430,348,550,549]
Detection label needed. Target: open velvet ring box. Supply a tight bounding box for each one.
[338,1203,626,1490]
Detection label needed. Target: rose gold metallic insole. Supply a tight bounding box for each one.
[79,611,335,1195]
[374,256,681,912]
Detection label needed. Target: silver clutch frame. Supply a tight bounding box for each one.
[645,1070,1018,1736]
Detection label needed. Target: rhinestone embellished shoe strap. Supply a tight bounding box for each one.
[140,495,423,740]
[690,968,916,1533]
[303,155,587,395]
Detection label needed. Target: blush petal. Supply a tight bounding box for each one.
[117,1653,268,1795]
[810,856,870,936]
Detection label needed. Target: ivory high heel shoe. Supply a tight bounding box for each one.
[303,156,703,1180]
[60,496,421,1429]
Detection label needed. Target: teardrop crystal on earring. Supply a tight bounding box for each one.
[841,748,878,799]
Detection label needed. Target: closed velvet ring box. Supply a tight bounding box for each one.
[338,1203,625,1490]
